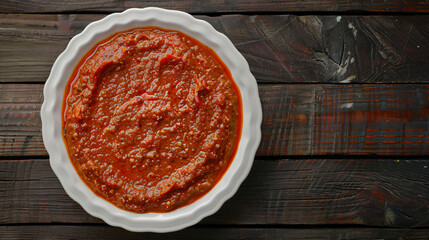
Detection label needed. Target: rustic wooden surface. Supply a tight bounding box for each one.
[2,226,429,240]
[2,84,429,157]
[1,14,428,84]
[1,159,428,227]
[1,1,429,239]
[1,0,428,13]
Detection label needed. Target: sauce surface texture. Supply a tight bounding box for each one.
[63,27,242,213]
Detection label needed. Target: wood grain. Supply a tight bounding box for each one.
[2,84,429,157]
[0,84,43,156]
[1,158,428,227]
[1,14,428,83]
[2,226,429,240]
[1,0,428,14]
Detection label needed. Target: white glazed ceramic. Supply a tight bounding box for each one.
[41,7,262,232]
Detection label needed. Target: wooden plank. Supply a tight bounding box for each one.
[1,14,428,83]
[1,159,428,227]
[0,84,43,156]
[1,226,429,240]
[2,84,429,157]
[0,0,428,13]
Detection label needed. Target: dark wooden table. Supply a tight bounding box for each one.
[1,1,429,239]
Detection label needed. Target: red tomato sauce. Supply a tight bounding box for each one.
[62,27,242,213]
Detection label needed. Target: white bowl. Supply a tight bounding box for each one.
[41,7,262,232]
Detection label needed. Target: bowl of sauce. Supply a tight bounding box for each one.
[42,7,262,232]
